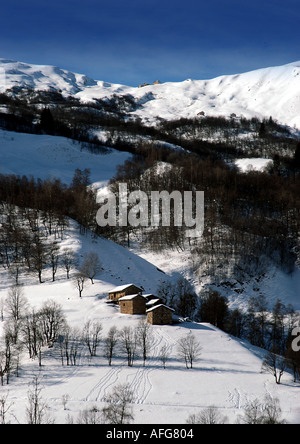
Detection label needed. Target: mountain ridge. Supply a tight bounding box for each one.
[1,58,300,128]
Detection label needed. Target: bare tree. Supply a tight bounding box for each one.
[74,272,86,298]
[136,319,153,366]
[104,326,118,366]
[4,285,28,345]
[59,326,81,366]
[26,376,54,424]
[237,395,286,424]
[157,280,174,306]
[83,320,102,357]
[0,330,20,385]
[120,326,137,367]
[8,261,24,286]
[77,406,103,424]
[177,333,202,369]
[102,383,135,424]
[186,406,228,424]
[5,285,28,323]
[22,309,43,361]
[159,344,170,369]
[29,235,49,284]
[80,251,102,284]
[61,248,77,279]
[38,300,66,347]
[0,392,14,424]
[49,241,60,282]
[262,349,286,384]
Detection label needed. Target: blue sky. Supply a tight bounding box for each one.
[1,0,300,86]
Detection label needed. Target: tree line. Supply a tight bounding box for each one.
[196,289,300,384]
[107,146,299,277]
[2,87,299,164]
[0,284,202,386]
[0,168,98,237]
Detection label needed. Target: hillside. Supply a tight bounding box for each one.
[1,58,300,128]
[0,59,299,425]
[0,129,298,424]
[0,217,299,425]
[0,129,129,188]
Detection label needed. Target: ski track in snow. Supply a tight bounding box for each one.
[228,388,241,410]
[127,366,154,405]
[82,327,177,406]
[85,365,123,402]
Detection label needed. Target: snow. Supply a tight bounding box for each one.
[0,53,300,424]
[0,98,299,423]
[1,58,300,128]
[146,304,175,313]
[234,158,272,172]
[0,220,299,425]
[0,130,130,190]
[0,161,298,425]
[109,284,142,294]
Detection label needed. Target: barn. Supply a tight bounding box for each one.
[108,284,143,303]
[146,304,174,325]
[119,294,147,315]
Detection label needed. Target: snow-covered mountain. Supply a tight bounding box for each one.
[0,60,300,425]
[1,58,300,128]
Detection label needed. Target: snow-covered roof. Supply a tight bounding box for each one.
[146,304,175,313]
[146,299,161,306]
[119,293,144,301]
[108,283,142,293]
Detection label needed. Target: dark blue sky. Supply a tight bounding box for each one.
[1,0,299,86]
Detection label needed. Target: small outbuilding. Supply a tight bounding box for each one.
[108,284,143,303]
[119,294,147,315]
[146,304,174,325]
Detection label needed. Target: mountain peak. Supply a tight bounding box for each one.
[1,58,300,129]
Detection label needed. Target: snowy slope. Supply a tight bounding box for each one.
[1,58,300,128]
[0,219,299,425]
[0,72,299,423]
[0,59,98,94]
[0,127,298,311]
[0,129,129,189]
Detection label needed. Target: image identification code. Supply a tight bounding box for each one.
[106,428,194,441]
[148,429,194,439]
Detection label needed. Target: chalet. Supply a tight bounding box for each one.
[119,294,147,315]
[146,304,174,325]
[108,284,143,303]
